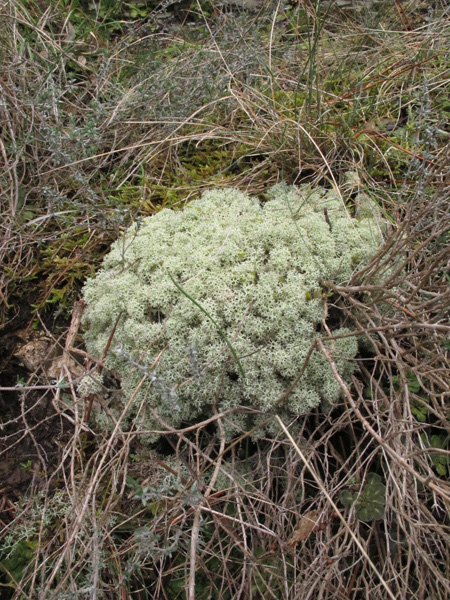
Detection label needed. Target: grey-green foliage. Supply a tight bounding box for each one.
[82,183,383,437]
[1,490,70,561]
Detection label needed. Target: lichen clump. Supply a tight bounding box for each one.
[83,184,383,435]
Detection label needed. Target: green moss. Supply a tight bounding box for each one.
[139,140,257,207]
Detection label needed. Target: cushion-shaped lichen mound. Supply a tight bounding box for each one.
[82,183,383,437]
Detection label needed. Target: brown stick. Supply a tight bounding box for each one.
[84,311,122,424]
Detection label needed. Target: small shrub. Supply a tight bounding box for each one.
[82,183,384,438]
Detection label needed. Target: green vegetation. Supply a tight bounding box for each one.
[1,1,450,599]
[340,473,386,522]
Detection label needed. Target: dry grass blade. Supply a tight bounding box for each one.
[276,416,398,600]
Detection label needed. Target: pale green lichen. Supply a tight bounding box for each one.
[82,183,384,438]
[77,373,104,398]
